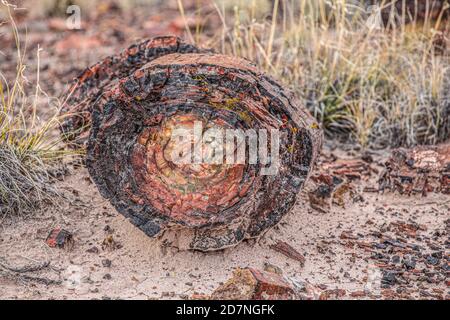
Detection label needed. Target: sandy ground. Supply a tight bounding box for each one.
[0,150,448,300]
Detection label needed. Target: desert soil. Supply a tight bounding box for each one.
[0,147,448,300]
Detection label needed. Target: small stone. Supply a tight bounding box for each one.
[269,241,305,265]
[104,225,113,234]
[425,255,439,266]
[431,251,442,259]
[350,291,367,298]
[45,228,73,250]
[86,246,99,254]
[402,256,416,270]
[211,268,296,300]
[381,271,397,287]
[375,243,387,250]
[263,262,283,275]
[102,259,112,268]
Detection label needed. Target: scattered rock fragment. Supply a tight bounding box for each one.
[45,228,74,250]
[102,259,112,268]
[86,246,99,254]
[102,235,120,251]
[308,173,355,212]
[269,241,305,266]
[381,271,398,288]
[389,221,426,238]
[425,255,440,266]
[321,158,376,181]
[338,211,448,299]
[288,278,324,300]
[319,289,347,300]
[211,268,296,300]
[308,183,334,213]
[263,262,283,275]
[378,144,450,195]
[402,256,416,270]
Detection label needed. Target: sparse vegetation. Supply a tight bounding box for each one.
[203,0,450,148]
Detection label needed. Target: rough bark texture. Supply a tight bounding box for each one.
[60,36,210,146]
[379,144,450,195]
[85,47,322,251]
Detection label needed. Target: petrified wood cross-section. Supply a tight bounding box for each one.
[64,38,322,251]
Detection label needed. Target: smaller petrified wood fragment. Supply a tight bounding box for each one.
[211,268,296,300]
[379,144,450,195]
[269,241,305,265]
[45,228,74,250]
[307,157,375,212]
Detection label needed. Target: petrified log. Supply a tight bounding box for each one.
[82,42,321,251]
[379,144,450,195]
[60,36,210,146]
[269,241,306,265]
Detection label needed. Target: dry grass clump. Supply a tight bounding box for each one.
[16,0,161,18]
[204,0,450,148]
[0,2,72,217]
